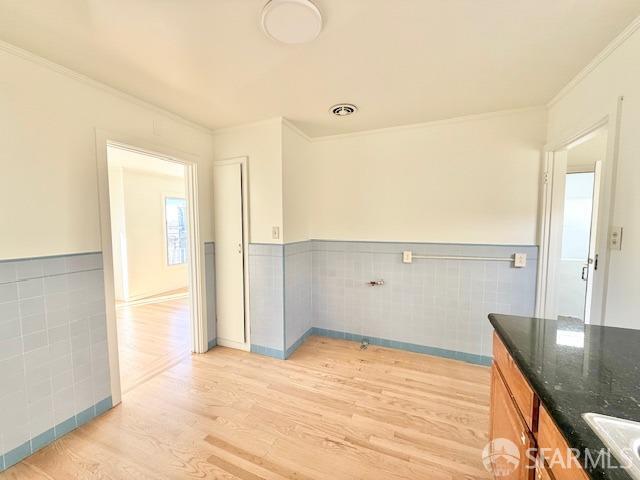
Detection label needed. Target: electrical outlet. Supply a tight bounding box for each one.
[514,253,527,268]
[272,226,280,240]
[609,226,623,250]
[402,251,412,263]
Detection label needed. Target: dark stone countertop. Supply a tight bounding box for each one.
[489,313,640,480]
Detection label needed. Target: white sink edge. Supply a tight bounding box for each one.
[582,412,640,480]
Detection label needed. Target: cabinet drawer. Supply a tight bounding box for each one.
[537,406,589,480]
[490,364,536,480]
[493,332,537,430]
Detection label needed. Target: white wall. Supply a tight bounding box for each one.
[547,23,640,329]
[0,45,214,261]
[220,110,547,246]
[211,119,283,244]
[121,169,188,300]
[308,109,547,245]
[283,122,312,243]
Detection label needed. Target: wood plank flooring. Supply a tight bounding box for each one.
[2,336,491,479]
[116,297,191,393]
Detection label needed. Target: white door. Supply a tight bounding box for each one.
[583,161,602,323]
[213,162,246,345]
[544,154,602,323]
[543,151,568,320]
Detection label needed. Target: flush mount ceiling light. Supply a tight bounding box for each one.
[330,103,358,117]
[261,0,323,44]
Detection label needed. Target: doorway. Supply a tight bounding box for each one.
[107,145,193,393]
[96,133,207,405]
[213,157,250,350]
[539,128,608,323]
[556,170,597,319]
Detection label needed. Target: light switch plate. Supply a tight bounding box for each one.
[514,253,527,268]
[402,251,412,263]
[272,226,280,240]
[609,226,623,250]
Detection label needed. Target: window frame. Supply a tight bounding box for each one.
[163,195,188,267]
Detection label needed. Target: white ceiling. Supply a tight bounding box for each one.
[1,0,639,137]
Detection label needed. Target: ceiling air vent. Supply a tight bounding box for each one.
[330,103,358,117]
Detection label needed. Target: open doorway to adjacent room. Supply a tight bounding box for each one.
[106,145,192,394]
[538,126,610,324]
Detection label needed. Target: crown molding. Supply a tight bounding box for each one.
[210,117,285,136]
[281,118,313,142]
[309,106,547,143]
[0,39,213,135]
[547,14,640,108]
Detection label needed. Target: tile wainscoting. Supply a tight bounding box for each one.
[204,242,216,350]
[312,240,537,360]
[0,252,111,471]
[248,240,538,363]
[0,244,218,471]
[248,244,284,356]
[284,242,312,355]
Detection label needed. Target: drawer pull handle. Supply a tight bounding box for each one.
[520,432,526,445]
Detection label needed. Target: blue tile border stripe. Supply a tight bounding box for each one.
[54,416,77,437]
[2,443,30,471]
[0,395,113,472]
[250,344,285,360]
[285,328,314,359]
[30,428,55,452]
[311,328,492,366]
[251,327,491,366]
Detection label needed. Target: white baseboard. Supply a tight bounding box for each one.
[117,292,189,309]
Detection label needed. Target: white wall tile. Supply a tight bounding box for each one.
[0,337,23,361]
[42,257,68,276]
[17,278,44,299]
[311,241,537,356]
[22,331,48,353]
[52,387,75,424]
[0,263,17,284]
[0,318,21,340]
[21,313,46,335]
[15,260,44,281]
[0,283,18,303]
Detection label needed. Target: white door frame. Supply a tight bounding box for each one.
[95,129,208,406]
[213,156,251,351]
[536,97,623,325]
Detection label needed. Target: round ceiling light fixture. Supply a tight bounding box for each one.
[330,103,358,117]
[261,0,323,44]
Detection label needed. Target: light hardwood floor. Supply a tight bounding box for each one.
[116,297,191,393]
[3,336,491,479]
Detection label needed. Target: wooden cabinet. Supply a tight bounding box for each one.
[490,364,535,479]
[490,332,589,480]
[538,406,589,480]
[535,460,555,480]
[493,333,537,430]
